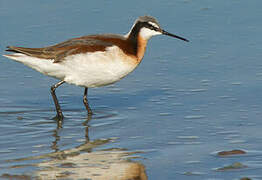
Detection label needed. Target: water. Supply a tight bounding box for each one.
[1,0,262,179]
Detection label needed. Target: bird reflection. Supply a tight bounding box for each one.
[51,113,92,152]
[41,113,148,180]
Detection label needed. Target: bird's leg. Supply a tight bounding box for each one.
[83,88,93,115]
[50,81,65,120]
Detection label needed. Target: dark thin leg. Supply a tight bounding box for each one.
[83,88,93,115]
[50,81,65,120]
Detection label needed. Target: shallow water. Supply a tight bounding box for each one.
[1,0,262,179]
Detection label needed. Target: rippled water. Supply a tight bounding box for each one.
[1,0,262,179]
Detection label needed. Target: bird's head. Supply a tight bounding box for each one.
[129,15,189,42]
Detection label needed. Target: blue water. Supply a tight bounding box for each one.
[1,0,262,179]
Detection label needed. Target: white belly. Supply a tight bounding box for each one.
[4,46,138,87]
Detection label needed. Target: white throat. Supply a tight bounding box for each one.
[139,27,161,40]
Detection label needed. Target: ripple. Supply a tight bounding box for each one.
[231,82,243,85]
[215,130,239,135]
[89,110,124,128]
[182,171,205,176]
[184,115,206,119]
[159,112,173,116]
[0,106,46,115]
[177,136,199,139]
[189,89,207,92]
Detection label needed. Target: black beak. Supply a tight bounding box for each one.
[161,29,189,42]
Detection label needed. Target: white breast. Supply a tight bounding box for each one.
[60,46,138,87]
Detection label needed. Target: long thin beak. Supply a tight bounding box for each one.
[162,29,189,42]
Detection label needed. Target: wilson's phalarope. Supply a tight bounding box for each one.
[3,15,189,120]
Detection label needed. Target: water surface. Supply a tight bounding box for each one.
[1,0,262,179]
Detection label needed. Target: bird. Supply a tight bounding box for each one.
[3,15,189,120]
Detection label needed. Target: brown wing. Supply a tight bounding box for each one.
[5,36,114,63]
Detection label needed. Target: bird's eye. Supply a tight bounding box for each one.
[150,25,156,30]
[148,24,157,31]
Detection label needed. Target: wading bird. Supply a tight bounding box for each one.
[3,16,189,120]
